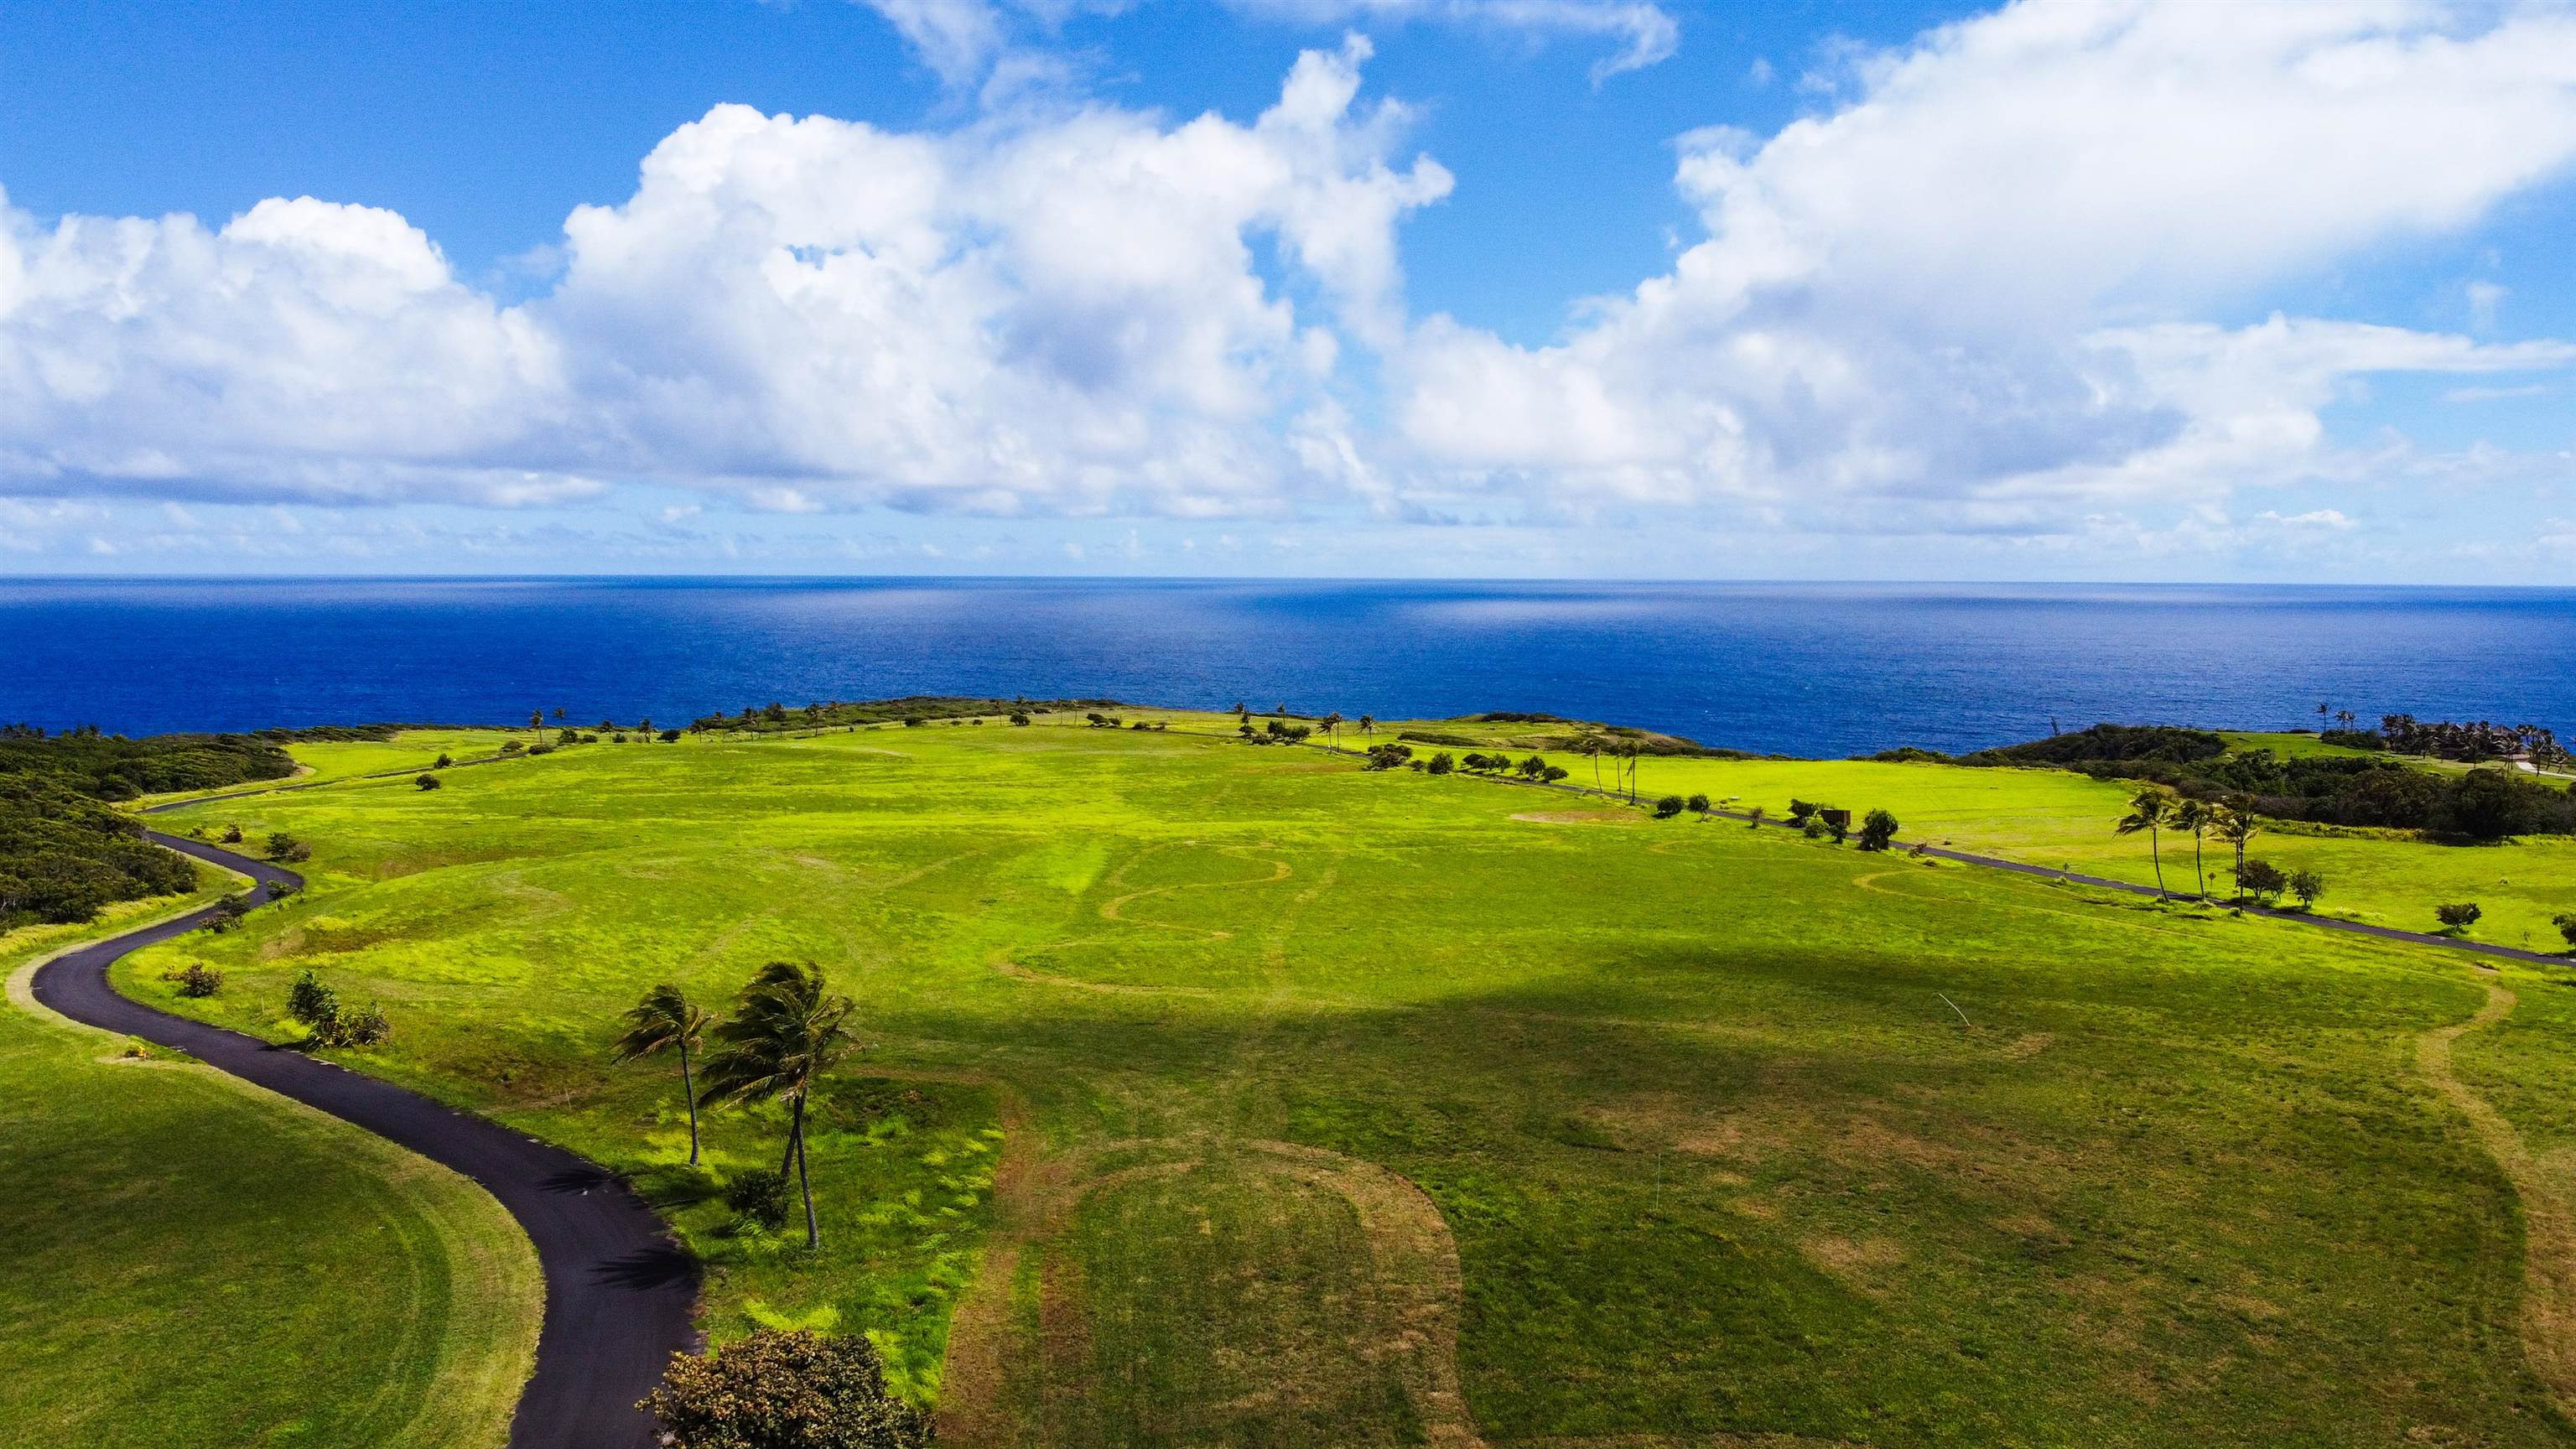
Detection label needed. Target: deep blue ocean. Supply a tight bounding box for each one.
[4,578,2572,758]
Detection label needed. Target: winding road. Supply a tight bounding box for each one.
[28,831,696,1449]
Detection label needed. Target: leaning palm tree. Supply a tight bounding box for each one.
[1358,714,1376,739]
[2170,797,2215,901]
[1321,711,1344,747]
[2115,787,2172,899]
[698,961,859,1249]
[615,984,713,1166]
[2214,804,2262,906]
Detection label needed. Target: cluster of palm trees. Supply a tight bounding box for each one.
[2116,788,2262,903]
[614,963,860,1249]
[1578,735,1643,802]
[1230,706,1377,749]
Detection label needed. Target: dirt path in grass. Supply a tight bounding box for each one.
[2416,981,2576,1416]
[27,832,697,1449]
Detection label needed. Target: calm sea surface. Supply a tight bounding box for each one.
[3,578,2572,757]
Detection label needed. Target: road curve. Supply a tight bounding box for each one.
[29,831,697,1449]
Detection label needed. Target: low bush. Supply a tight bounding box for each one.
[641,1329,929,1449]
[416,774,442,791]
[204,894,252,933]
[2438,901,2484,931]
[2236,859,2288,903]
[287,969,339,1028]
[725,1168,792,1229]
[1654,795,1685,818]
[171,963,223,998]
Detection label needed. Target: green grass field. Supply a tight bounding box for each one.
[1317,713,2576,950]
[143,728,529,806]
[113,716,2576,1446]
[0,867,540,1449]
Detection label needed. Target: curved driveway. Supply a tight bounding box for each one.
[29,831,696,1449]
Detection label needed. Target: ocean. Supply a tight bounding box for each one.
[4,578,2572,758]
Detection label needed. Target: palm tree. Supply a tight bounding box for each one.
[2115,787,2172,899]
[1321,711,1343,747]
[2170,797,2214,900]
[614,984,712,1166]
[2214,804,2262,906]
[698,961,859,1249]
[1620,740,1641,802]
[1581,737,1604,793]
[1358,714,1375,739]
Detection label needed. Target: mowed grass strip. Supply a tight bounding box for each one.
[0,868,540,1449]
[132,718,2576,1446]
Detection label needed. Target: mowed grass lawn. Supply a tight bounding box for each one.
[132,719,2576,1446]
[0,870,538,1449]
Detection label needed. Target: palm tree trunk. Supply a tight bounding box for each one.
[2149,828,2166,898]
[779,1113,802,1179]
[792,1097,818,1249]
[2193,834,2206,900]
[679,1040,699,1166]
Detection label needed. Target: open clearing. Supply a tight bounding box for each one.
[113,714,2576,1446]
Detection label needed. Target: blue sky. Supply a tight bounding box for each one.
[2,0,2573,580]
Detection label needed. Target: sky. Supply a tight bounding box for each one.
[2,0,2574,582]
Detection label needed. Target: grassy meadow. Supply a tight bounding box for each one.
[115,712,2576,1446]
[1348,714,2576,951]
[0,865,539,1449]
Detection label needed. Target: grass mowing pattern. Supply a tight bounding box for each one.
[128,717,2576,1446]
[0,868,538,1449]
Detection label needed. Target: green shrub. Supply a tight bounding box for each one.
[416,774,442,791]
[1858,808,1900,852]
[205,894,252,933]
[726,1169,792,1230]
[1654,795,1685,818]
[171,963,223,998]
[287,970,339,1028]
[2237,859,2289,902]
[2437,901,2483,931]
[2288,870,2325,909]
[1685,793,1711,815]
[1426,751,1456,776]
[2557,913,2576,949]
[641,1328,929,1449]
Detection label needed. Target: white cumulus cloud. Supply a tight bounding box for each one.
[1393,0,2576,537]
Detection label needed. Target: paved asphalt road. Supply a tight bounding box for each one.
[29,831,697,1449]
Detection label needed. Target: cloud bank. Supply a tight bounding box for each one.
[3,0,2576,576]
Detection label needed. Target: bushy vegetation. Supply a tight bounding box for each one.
[0,723,300,800]
[0,776,196,927]
[641,1329,929,1449]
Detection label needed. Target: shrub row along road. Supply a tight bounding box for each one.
[29,831,695,1449]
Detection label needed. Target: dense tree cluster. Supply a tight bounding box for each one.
[1949,722,2576,840]
[0,727,319,927]
[0,774,196,927]
[0,723,299,800]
